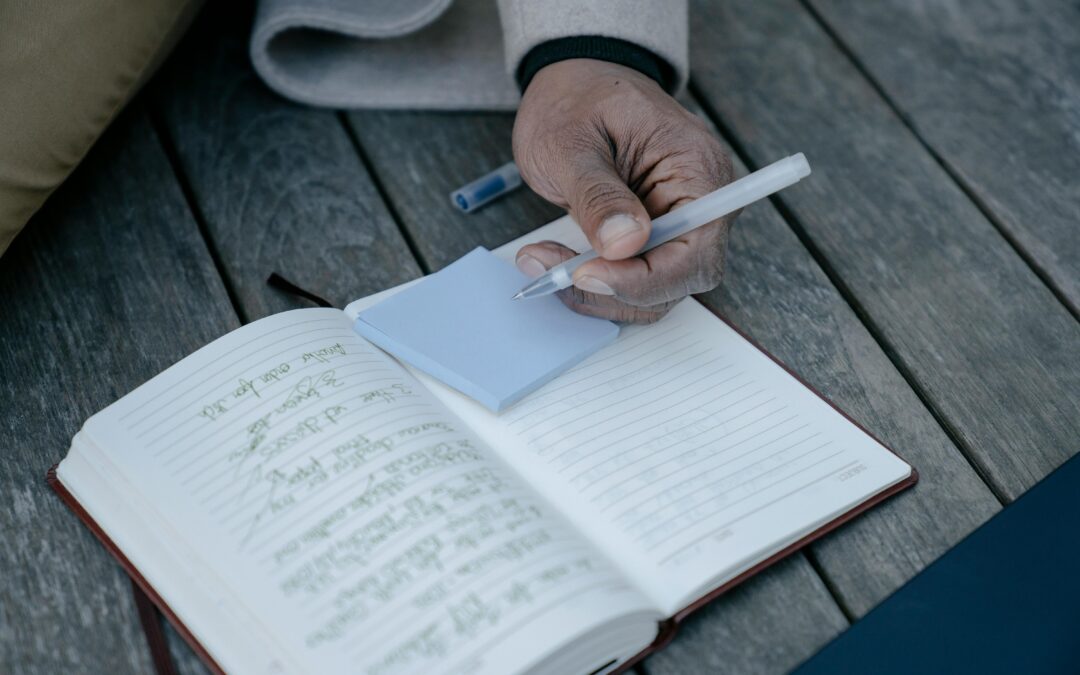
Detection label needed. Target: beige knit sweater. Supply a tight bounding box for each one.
[250,0,688,110]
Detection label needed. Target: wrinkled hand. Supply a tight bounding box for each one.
[513,59,735,323]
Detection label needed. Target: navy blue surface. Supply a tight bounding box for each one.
[794,453,1080,674]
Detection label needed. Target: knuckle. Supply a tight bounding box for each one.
[564,124,607,156]
[559,284,594,308]
[700,262,725,291]
[560,296,620,322]
[714,150,735,184]
[695,251,726,292]
[690,136,733,189]
[621,299,677,324]
[703,157,732,190]
[557,294,594,317]
[661,238,725,297]
[577,180,629,217]
[615,306,656,324]
[632,311,664,325]
[646,300,680,322]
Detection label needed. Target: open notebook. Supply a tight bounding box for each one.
[50,216,915,675]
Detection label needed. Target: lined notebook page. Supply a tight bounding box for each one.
[78,308,654,674]
[426,301,910,613]
[350,217,911,615]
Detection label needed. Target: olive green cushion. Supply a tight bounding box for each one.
[0,0,204,257]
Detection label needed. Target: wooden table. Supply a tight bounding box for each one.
[2,2,1077,673]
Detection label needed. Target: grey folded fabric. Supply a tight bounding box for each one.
[251,0,520,109]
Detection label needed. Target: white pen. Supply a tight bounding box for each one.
[511,153,812,300]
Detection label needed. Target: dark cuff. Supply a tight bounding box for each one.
[517,35,676,93]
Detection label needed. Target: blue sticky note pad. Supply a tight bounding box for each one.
[354,247,619,412]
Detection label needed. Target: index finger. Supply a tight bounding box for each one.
[572,220,729,306]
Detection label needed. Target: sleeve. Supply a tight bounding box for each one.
[497,0,688,94]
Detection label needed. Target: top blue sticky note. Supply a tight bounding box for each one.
[354,247,619,412]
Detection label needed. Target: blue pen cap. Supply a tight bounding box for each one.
[450,162,523,213]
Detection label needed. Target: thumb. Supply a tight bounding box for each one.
[563,157,651,260]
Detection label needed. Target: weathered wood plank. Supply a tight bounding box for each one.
[0,106,238,673]
[163,620,212,675]
[646,557,847,675]
[152,3,422,321]
[808,0,1080,316]
[689,0,1080,501]
[685,106,1000,621]
[343,110,563,270]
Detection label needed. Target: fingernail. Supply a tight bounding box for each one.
[598,214,645,254]
[575,276,615,295]
[515,254,547,278]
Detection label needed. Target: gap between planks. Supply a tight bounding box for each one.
[336,110,433,276]
[796,0,1079,324]
[147,105,250,325]
[685,83,1008,510]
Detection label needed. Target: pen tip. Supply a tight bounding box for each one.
[510,292,524,301]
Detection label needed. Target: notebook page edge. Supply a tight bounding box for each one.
[72,307,655,674]
[56,434,294,674]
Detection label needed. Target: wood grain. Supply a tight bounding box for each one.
[344,110,564,270]
[645,557,847,675]
[0,107,238,674]
[808,0,1080,316]
[687,105,1000,621]
[152,4,422,321]
[689,0,1080,502]
[163,621,212,675]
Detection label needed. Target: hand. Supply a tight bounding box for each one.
[512,58,735,323]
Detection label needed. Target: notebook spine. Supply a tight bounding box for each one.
[46,465,226,675]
